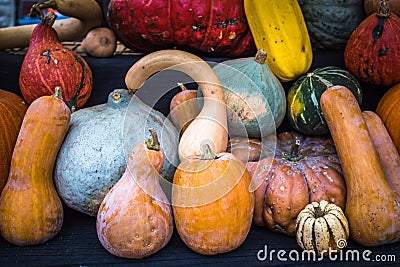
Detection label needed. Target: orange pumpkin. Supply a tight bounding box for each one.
[172,144,254,255]
[376,82,400,152]
[0,89,27,192]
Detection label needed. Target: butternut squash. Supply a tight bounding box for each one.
[244,0,313,82]
[0,0,102,50]
[320,85,400,247]
[0,87,70,246]
[362,110,400,195]
[125,49,227,161]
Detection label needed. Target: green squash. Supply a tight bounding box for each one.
[298,0,366,50]
[287,66,362,135]
[198,50,286,138]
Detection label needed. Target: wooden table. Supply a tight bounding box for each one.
[0,51,399,266]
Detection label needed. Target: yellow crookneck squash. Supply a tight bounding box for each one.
[244,0,313,82]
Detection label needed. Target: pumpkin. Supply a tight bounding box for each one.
[103,0,256,57]
[169,83,200,135]
[227,137,262,163]
[97,129,173,259]
[19,11,93,110]
[320,85,400,246]
[287,66,363,135]
[0,89,27,192]
[344,0,400,86]
[244,0,313,82]
[376,82,400,152]
[245,131,346,236]
[296,200,349,255]
[54,89,179,217]
[172,144,254,255]
[125,49,228,161]
[364,0,400,16]
[198,49,286,138]
[81,27,117,58]
[0,0,102,50]
[0,87,70,246]
[298,0,366,50]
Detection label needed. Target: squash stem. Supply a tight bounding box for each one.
[254,49,267,64]
[177,82,188,91]
[283,139,304,161]
[312,202,324,218]
[377,0,391,18]
[30,0,58,26]
[146,128,160,151]
[201,143,216,160]
[53,86,63,100]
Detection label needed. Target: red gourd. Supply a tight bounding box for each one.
[104,0,256,57]
[19,10,93,110]
[344,0,400,86]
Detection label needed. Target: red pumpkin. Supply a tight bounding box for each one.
[19,12,93,110]
[0,90,28,192]
[344,0,400,86]
[245,131,346,236]
[104,0,256,57]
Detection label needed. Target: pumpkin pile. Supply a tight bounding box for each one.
[0,0,400,262]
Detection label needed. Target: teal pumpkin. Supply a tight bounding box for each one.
[298,0,366,50]
[198,49,286,138]
[287,66,362,135]
[54,89,179,216]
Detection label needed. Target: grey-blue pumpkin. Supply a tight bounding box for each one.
[54,89,179,216]
[198,49,286,138]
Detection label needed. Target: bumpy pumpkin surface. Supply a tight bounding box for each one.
[0,90,27,192]
[105,0,256,57]
[344,0,400,86]
[246,131,346,236]
[54,89,179,216]
[298,0,366,50]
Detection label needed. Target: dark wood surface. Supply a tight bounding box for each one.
[0,51,399,267]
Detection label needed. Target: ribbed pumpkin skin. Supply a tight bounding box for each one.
[287,66,363,135]
[172,152,254,255]
[298,0,366,50]
[19,21,93,110]
[344,10,400,86]
[246,131,346,236]
[106,0,256,57]
[376,82,400,152]
[0,90,27,192]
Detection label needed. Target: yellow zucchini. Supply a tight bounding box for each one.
[244,0,313,82]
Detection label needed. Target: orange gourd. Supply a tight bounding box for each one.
[320,85,400,246]
[97,129,173,259]
[172,144,254,255]
[0,87,70,246]
[0,90,27,192]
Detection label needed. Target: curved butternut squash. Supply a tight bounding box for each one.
[244,0,313,82]
[320,85,400,247]
[0,0,102,50]
[125,49,228,161]
[0,87,70,246]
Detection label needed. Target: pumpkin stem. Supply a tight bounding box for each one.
[312,202,324,218]
[30,0,58,26]
[254,49,267,65]
[377,0,391,18]
[283,139,304,161]
[53,86,63,100]
[177,82,188,91]
[201,143,216,160]
[146,128,160,151]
